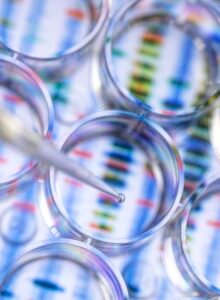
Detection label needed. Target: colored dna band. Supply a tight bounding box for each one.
[128,23,166,102]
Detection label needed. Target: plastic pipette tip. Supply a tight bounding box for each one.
[118,193,125,203]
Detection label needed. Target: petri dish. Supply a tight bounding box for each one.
[0,239,129,300]
[0,54,53,197]
[95,0,220,126]
[162,176,220,297]
[40,110,184,255]
[0,0,110,79]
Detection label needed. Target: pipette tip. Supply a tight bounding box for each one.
[118,193,125,203]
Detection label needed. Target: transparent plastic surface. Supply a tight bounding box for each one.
[163,176,220,297]
[0,55,53,196]
[0,240,129,300]
[97,0,220,125]
[0,0,110,78]
[40,111,184,255]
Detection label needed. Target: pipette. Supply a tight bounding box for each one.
[0,107,125,203]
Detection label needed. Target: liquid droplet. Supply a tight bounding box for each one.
[118,193,125,203]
